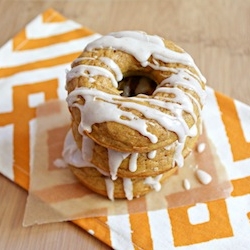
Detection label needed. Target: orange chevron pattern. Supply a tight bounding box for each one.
[130,212,153,250]
[13,28,93,51]
[168,199,234,246]
[231,176,250,196]
[1,9,250,249]
[0,52,81,78]
[73,217,112,247]
[215,92,250,162]
[0,79,58,189]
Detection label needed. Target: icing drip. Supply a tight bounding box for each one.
[197,143,206,153]
[189,124,198,137]
[99,57,123,81]
[123,178,133,200]
[173,142,185,167]
[62,131,110,176]
[62,130,94,167]
[105,178,115,201]
[183,178,191,190]
[82,134,95,162]
[108,149,130,180]
[144,174,163,191]
[147,150,157,159]
[129,153,138,172]
[196,169,212,185]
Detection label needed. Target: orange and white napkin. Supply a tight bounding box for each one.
[1,9,250,250]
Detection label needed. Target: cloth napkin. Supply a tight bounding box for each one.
[1,8,250,250]
[21,99,232,226]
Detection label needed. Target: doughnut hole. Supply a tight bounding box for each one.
[118,76,157,97]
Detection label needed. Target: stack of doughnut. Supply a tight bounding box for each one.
[63,31,206,200]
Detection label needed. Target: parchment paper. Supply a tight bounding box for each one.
[23,100,232,226]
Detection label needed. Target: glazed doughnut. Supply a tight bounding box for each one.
[91,133,199,178]
[69,165,177,200]
[62,130,177,200]
[79,127,200,178]
[66,31,206,154]
[64,31,206,200]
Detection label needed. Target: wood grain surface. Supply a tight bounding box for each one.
[0,0,249,249]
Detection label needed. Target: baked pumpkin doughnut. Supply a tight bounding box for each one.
[63,129,177,200]
[69,165,177,200]
[80,124,201,179]
[66,31,206,155]
[64,31,206,200]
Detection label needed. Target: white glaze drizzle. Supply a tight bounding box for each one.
[99,57,123,81]
[144,174,163,191]
[105,178,115,201]
[183,178,191,190]
[67,64,118,88]
[147,150,157,159]
[196,169,212,185]
[197,143,206,153]
[123,178,133,200]
[82,134,95,162]
[154,87,194,113]
[72,56,95,66]
[108,149,130,180]
[129,153,139,172]
[85,31,205,83]
[62,130,94,168]
[173,142,185,167]
[189,124,198,137]
[157,68,206,106]
[67,87,196,145]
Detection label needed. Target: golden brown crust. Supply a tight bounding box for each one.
[67,39,205,153]
[90,131,199,178]
[70,165,177,199]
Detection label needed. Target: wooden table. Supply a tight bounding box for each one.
[1,0,249,249]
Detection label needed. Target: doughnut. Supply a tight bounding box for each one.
[66,31,206,154]
[78,127,200,179]
[62,130,177,200]
[69,165,177,200]
[64,31,206,200]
